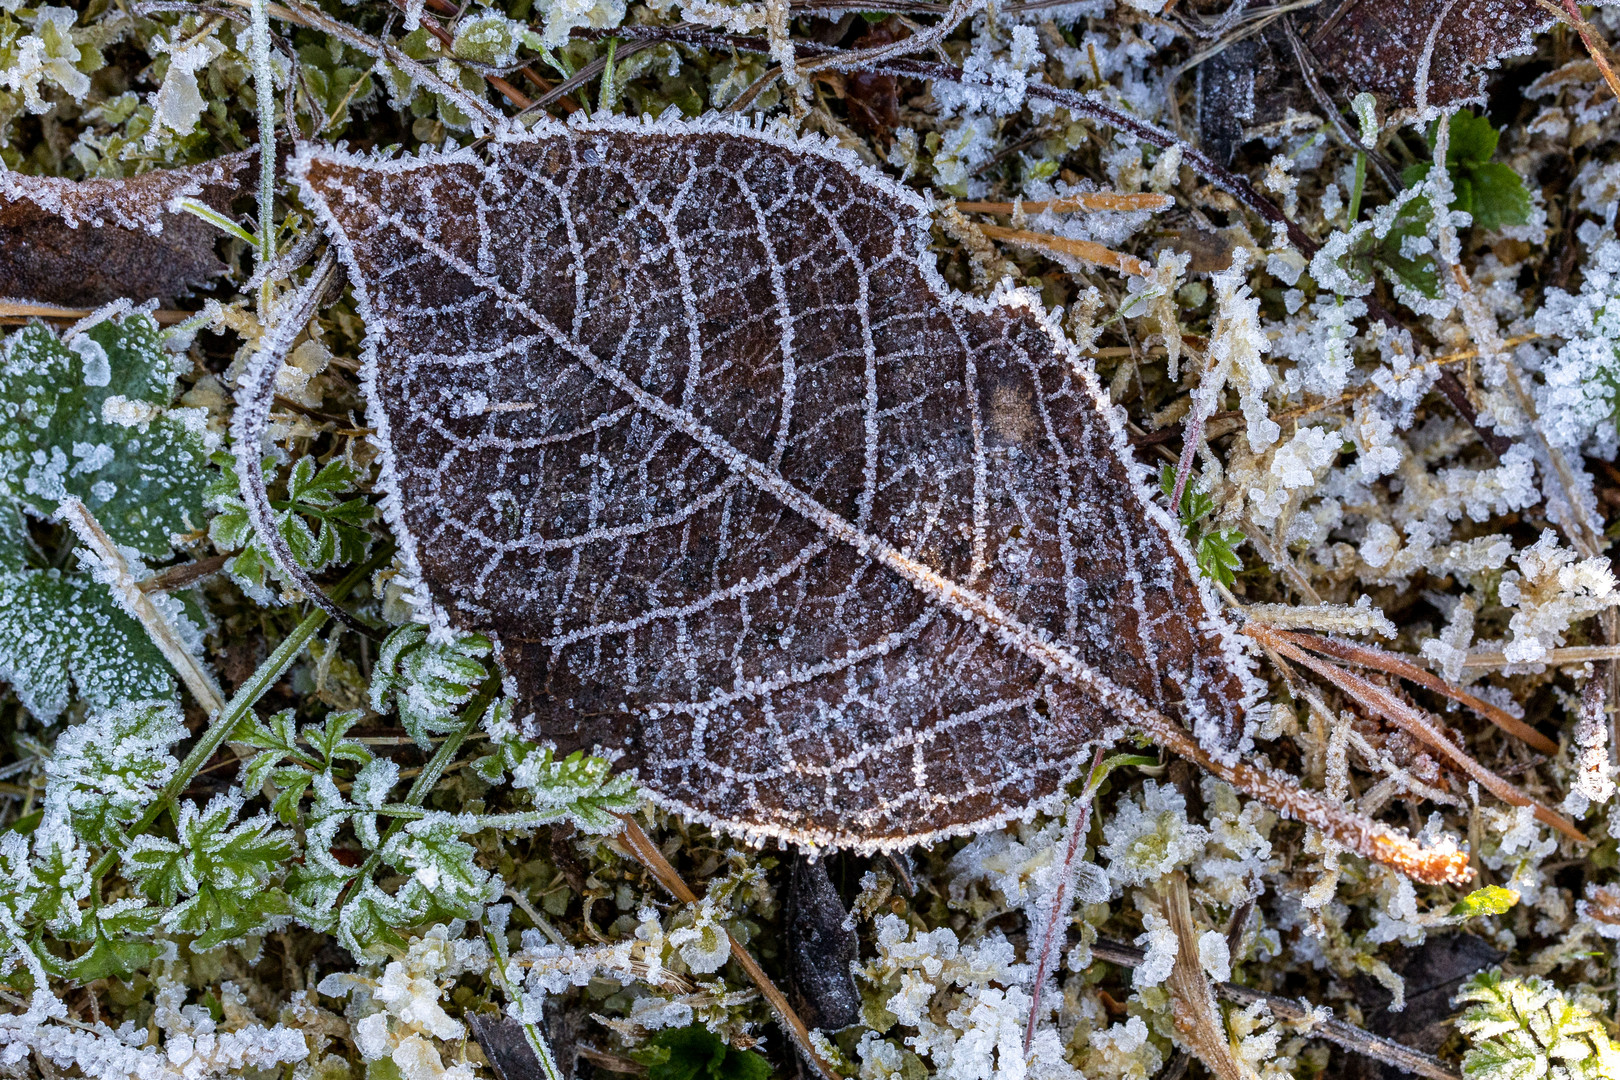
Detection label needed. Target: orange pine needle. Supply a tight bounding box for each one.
[957,192,1174,214]
[978,223,1149,275]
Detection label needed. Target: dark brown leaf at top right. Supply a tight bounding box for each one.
[297,119,1262,854]
[0,152,252,308]
[1303,0,1559,112]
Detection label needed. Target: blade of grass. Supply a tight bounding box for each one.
[616,814,846,1080]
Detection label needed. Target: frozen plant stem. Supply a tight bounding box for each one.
[1024,746,1106,1054]
[483,926,567,1080]
[231,251,377,638]
[250,0,276,319]
[338,676,501,903]
[57,497,226,716]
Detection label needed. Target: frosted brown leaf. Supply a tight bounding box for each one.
[294,115,1267,853]
[0,151,252,307]
[1304,0,1564,113]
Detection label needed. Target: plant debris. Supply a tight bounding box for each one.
[0,3,1617,1080]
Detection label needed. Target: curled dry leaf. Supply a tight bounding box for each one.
[0,151,253,308]
[295,114,1464,882]
[1300,0,1591,114]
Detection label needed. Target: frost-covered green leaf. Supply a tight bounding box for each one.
[477,699,638,831]
[63,899,163,983]
[208,452,374,602]
[0,522,175,719]
[370,624,491,748]
[1455,971,1620,1080]
[0,314,213,557]
[43,699,184,848]
[0,312,214,719]
[1159,466,1245,588]
[387,814,493,915]
[1402,112,1532,234]
[0,832,45,982]
[123,792,293,950]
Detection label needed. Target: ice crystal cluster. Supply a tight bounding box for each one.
[2,3,1620,1080]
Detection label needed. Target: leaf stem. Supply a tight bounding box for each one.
[339,677,502,905]
[1347,150,1367,226]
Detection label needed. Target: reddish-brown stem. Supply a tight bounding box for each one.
[1023,746,1106,1054]
[1125,708,1473,884]
[1263,629,1560,756]
[1559,0,1620,102]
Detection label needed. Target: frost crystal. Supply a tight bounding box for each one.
[1497,531,1619,665]
[1099,781,1208,892]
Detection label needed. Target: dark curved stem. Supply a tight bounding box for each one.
[230,251,380,639]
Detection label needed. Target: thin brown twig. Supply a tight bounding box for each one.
[1248,626,1586,843]
[137,554,232,595]
[1124,705,1472,884]
[1548,0,1620,102]
[978,224,1150,275]
[957,192,1175,214]
[1265,629,1561,756]
[615,815,845,1080]
[1162,871,1249,1080]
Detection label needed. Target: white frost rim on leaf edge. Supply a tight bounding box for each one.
[291,108,1266,854]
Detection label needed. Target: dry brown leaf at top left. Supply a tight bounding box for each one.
[0,150,253,309]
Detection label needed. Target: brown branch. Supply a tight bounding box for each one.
[138,554,232,595]
[1263,629,1560,756]
[615,815,845,1080]
[1128,708,1472,884]
[1247,626,1585,843]
[1272,336,1542,423]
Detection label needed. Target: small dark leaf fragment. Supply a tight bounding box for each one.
[1303,0,1558,112]
[0,152,253,307]
[787,854,860,1031]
